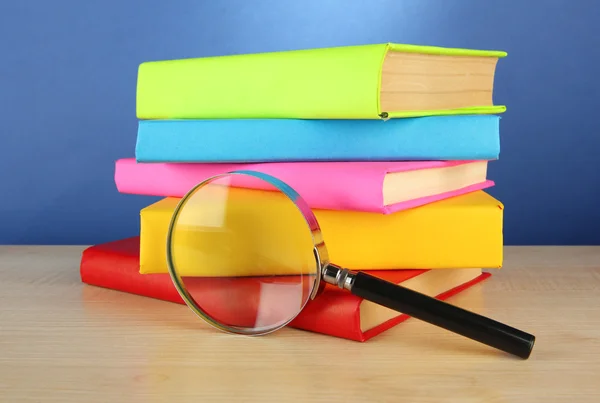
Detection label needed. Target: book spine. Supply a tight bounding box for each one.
[136,44,386,119]
[114,158,387,213]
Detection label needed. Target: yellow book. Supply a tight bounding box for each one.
[139,189,503,275]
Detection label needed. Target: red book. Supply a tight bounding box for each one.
[80,237,491,342]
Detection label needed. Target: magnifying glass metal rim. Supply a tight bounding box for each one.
[165,169,329,336]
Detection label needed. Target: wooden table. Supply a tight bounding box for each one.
[1,246,599,402]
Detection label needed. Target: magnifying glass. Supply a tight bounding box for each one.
[165,170,535,359]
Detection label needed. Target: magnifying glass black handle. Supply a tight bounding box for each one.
[327,267,535,359]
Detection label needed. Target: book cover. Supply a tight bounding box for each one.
[136,42,506,119]
[134,115,501,163]
[80,236,491,342]
[115,158,494,214]
[139,190,504,275]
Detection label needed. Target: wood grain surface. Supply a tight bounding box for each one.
[1,245,599,402]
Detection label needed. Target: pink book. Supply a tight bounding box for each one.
[114,158,494,214]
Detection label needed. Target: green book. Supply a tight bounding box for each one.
[136,43,507,120]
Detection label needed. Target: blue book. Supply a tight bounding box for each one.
[135,115,500,162]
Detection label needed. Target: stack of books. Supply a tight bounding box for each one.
[80,42,507,342]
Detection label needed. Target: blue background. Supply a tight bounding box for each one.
[1,0,598,245]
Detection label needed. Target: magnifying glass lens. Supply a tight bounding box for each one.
[167,173,319,335]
